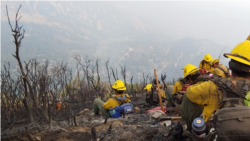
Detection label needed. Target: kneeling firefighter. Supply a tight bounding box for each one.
[199,54,212,74]
[93,80,133,118]
[144,84,152,93]
[146,79,166,106]
[177,64,209,131]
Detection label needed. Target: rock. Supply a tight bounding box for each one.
[91,119,105,125]
[162,101,168,106]
[137,125,142,128]
[35,136,41,141]
[159,120,171,126]
[134,107,140,113]
[147,110,165,120]
[77,108,91,116]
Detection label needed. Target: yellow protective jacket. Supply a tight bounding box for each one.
[103,94,131,110]
[159,89,166,98]
[172,81,184,94]
[186,80,222,122]
[186,77,243,122]
[212,64,228,78]
[209,67,214,72]
[199,60,212,71]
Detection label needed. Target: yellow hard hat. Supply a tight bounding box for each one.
[182,64,200,78]
[211,59,219,66]
[224,35,250,66]
[204,54,212,62]
[144,84,152,90]
[112,80,126,91]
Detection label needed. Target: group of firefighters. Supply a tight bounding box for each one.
[93,35,250,140]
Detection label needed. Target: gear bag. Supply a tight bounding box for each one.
[217,66,230,78]
[210,76,250,141]
[111,95,133,118]
[213,106,250,141]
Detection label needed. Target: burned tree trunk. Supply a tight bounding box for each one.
[6,5,55,125]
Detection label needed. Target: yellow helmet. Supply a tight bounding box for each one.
[224,35,250,67]
[182,64,200,78]
[211,59,219,66]
[204,54,212,62]
[112,80,126,91]
[144,84,152,90]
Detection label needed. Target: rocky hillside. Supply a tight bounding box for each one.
[1,1,230,82]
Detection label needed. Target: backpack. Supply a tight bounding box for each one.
[217,66,230,78]
[110,95,134,118]
[210,76,250,141]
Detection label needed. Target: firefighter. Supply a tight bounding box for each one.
[93,80,131,117]
[209,58,219,72]
[146,79,166,106]
[212,64,230,78]
[172,78,188,95]
[199,54,212,73]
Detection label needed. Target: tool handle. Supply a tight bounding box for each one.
[171,116,182,120]
[154,69,163,111]
[159,116,182,121]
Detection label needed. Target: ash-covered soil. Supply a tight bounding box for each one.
[2,95,187,141]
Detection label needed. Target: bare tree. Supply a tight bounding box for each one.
[6,5,55,125]
[120,65,127,88]
[161,74,167,90]
[105,60,113,92]
[110,67,117,81]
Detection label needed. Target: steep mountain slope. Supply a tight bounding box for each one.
[1,1,228,82]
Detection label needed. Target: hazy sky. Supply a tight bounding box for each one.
[112,1,250,47]
[2,1,249,48]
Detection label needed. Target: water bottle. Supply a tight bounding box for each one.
[109,107,116,117]
[192,114,208,135]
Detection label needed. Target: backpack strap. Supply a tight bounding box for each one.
[192,75,211,85]
[210,77,250,108]
[115,95,127,105]
[202,60,205,69]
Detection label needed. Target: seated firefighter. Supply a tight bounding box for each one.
[179,35,250,140]
[174,64,211,101]
[93,80,131,118]
[145,79,166,106]
[199,54,212,74]
[177,64,210,131]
